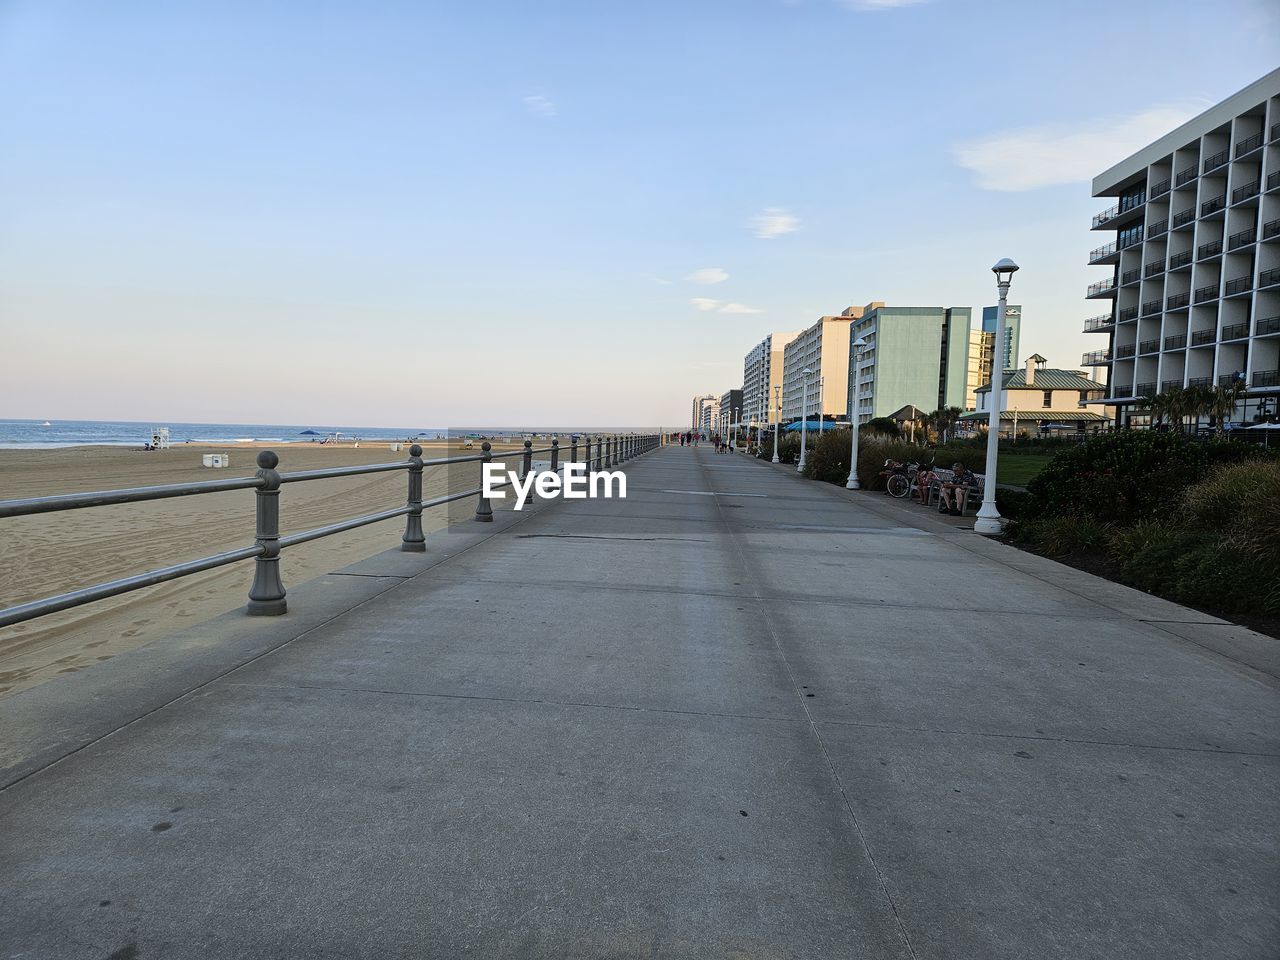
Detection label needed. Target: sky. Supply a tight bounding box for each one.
[1,0,1278,428]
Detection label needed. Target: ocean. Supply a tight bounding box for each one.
[0,420,579,449]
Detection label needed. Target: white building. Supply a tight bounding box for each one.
[742,331,799,426]
[697,397,720,436]
[690,394,717,431]
[1085,67,1280,427]
[780,307,863,422]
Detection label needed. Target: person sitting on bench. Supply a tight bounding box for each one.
[938,462,978,516]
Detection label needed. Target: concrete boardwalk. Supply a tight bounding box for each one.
[1,445,1277,959]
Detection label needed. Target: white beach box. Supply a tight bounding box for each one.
[202,454,214,467]
[390,442,401,452]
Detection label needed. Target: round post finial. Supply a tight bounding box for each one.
[256,450,279,470]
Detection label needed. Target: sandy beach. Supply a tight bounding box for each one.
[0,439,531,698]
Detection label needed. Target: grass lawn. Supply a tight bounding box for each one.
[997,453,1054,486]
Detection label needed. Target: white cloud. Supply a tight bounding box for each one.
[691,298,720,311]
[720,303,763,314]
[748,207,800,239]
[953,103,1206,192]
[522,95,557,118]
[687,267,729,284]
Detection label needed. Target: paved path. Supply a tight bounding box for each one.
[2,445,1277,959]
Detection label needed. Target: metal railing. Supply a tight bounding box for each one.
[1188,377,1213,388]
[1175,165,1197,187]
[1224,276,1252,296]
[1086,277,1116,297]
[1202,150,1229,174]
[1116,343,1137,358]
[1264,218,1280,240]
[1197,239,1223,259]
[1236,132,1263,157]
[1141,299,1161,316]
[1172,208,1196,229]
[1228,228,1256,250]
[1166,293,1190,310]
[0,434,661,628]
[1091,204,1119,228]
[1148,218,1168,238]
[1083,313,1115,332]
[1191,329,1216,346]
[1254,369,1280,387]
[1259,316,1280,336]
[1118,305,1139,322]
[1232,181,1259,204]
[1145,259,1166,278]
[1088,241,1117,263]
[1169,250,1193,269]
[1150,179,1171,198]
[1164,334,1187,349]
[1081,349,1111,365]
[1260,267,1280,288]
[1221,322,1249,341]
[1121,268,1142,286]
[1139,338,1160,354]
[1269,170,1280,192]
[1201,195,1226,217]
[1195,283,1219,303]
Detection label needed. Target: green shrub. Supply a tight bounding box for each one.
[1182,460,1280,559]
[1024,431,1268,525]
[995,488,1033,521]
[855,437,934,488]
[864,417,901,438]
[770,433,801,464]
[801,428,852,484]
[1019,516,1112,557]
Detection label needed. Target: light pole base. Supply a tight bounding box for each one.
[973,506,1006,536]
[845,476,859,490]
[771,456,780,464]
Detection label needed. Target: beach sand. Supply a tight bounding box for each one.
[0,439,532,698]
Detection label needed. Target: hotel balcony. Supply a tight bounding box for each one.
[1091,192,1145,229]
[1161,379,1183,393]
[1138,338,1160,355]
[1254,369,1280,388]
[1258,316,1280,336]
[1260,267,1280,288]
[1081,349,1111,366]
[1169,250,1193,271]
[1136,381,1156,396]
[1231,180,1260,205]
[1221,322,1249,341]
[1164,334,1187,350]
[1195,283,1220,303]
[1147,218,1168,239]
[1202,149,1229,174]
[1144,258,1166,278]
[1228,227,1256,251]
[1172,208,1196,230]
[1141,299,1161,317]
[1149,178,1171,199]
[1188,376,1213,388]
[1117,305,1139,323]
[1166,292,1190,310]
[1224,276,1252,297]
[1115,343,1137,359]
[1120,267,1142,287]
[1197,239,1223,261]
[1264,218,1280,241]
[1191,329,1216,346]
[1200,194,1227,218]
[1086,277,1117,298]
[1236,131,1264,158]
[1268,170,1280,193]
[1083,313,1115,333]
[1175,164,1198,188]
[1088,241,1118,265]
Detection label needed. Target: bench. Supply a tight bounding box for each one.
[925,468,985,515]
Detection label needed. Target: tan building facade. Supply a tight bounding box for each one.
[964,355,1112,437]
[781,306,867,422]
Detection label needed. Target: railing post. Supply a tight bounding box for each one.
[588,435,596,473]
[606,435,614,468]
[550,437,559,474]
[474,441,494,522]
[401,443,425,552]
[247,450,287,616]
[570,434,578,467]
[522,439,533,480]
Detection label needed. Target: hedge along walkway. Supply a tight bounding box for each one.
[0,444,1277,959]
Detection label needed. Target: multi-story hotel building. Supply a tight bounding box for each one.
[742,330,799,426]
[964,305,1022,409]
[719,388,743,430]
[1085,68,1280,427]
[781,307,864,422]
[691,394,717,431]
[847,304,971,423]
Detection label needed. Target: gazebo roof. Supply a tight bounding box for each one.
[974,368,1105,393]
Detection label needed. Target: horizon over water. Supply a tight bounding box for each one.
[0,419,641,449]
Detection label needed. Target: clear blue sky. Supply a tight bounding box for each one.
[2,0,1277,427]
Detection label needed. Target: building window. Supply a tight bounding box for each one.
[1043,391,1053,408]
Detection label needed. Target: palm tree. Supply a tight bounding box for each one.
[1162,386,1188,434]
[1208,380,1247,434]
[1139,389,1165,430]
[1182,383,1215,434]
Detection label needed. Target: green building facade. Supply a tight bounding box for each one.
[848,306,972,423]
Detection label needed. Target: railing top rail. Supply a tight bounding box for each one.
[0,475,266,519]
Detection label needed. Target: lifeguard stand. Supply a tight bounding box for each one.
[151,427,171,450]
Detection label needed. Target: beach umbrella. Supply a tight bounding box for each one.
[299,429,320,435]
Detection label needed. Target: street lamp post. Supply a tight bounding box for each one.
[798,367,814,472]
[974,258,1019,535]
[772,385,782,463]
[845,337,868,489]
